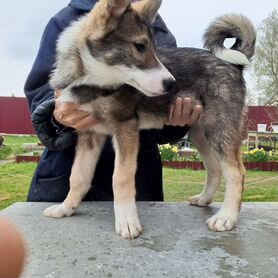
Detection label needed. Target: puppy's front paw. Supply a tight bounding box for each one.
[43,204,75,218]
[190,193,212,207]
[114,202,142,239]
[206,209,238,232]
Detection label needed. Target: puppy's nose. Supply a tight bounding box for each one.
[163,78,176,92]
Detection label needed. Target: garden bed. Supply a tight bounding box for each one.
[163,161,278,171]
[244,161,278,171]
[163,161,205,170]
[15,152,41,163]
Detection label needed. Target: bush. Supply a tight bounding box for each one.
[159,144,179,161]
[182,152,203,162]
[0,146,13,160]
[159,144,203,162]
[159,145,277,163]
[243,148,275,162]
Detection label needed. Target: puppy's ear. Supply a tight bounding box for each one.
[86,0,130,39]
[132,0,162,23]
[108,0,130,17]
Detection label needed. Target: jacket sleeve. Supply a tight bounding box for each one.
[153,14,177,48]
[24,17,60,113]
[24,17,77,150]
[153,15,189,145]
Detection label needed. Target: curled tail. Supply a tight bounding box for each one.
[203,14,256,66]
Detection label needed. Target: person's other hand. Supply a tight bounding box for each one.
[53,90,99,131]
[165,97,203,126]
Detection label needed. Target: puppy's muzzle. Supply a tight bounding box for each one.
[163,78,176,93]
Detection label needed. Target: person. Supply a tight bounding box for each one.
[24,0,202,202]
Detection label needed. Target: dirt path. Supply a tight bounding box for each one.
[0,159,13,165]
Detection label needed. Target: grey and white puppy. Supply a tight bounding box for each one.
[43,0,256,239]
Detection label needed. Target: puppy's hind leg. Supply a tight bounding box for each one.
[112,120,142,239]
[189,126,222,206]
[43,132,106,218]
[206,148,245,232]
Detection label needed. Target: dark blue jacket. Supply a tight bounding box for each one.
[24,0,188,202]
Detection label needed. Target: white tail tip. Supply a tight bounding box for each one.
[215,48,250,66]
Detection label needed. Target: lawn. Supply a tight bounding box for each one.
[0,135,39,160]
[163,168,278,202]
[0,161,277,210]
[0,135,277,210]
[0,162,37,210]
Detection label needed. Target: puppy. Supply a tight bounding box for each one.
[43,0,256,239]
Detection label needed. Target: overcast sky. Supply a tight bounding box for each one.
[0,0,277,98]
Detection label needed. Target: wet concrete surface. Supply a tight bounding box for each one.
[2,202,278,278]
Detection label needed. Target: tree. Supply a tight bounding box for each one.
[246,88,256,106]
[253,9,278,106]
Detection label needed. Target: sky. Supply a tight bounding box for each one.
[0,0,277,99]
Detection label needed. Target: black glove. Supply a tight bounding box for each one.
[31,99,77,151]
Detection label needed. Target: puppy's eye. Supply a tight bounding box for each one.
[133,43,147,53]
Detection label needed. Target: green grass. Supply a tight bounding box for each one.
[0,162,37,210]
[0,161,277,210]
[0,146,13,160]
[3,135,39,145]
[0,135,39,159]
[163,168,278,202]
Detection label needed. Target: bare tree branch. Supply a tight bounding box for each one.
[253,9,278,106]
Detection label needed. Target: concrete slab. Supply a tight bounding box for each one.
[1,202,278,278]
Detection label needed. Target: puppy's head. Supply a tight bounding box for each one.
[83,0,175,97]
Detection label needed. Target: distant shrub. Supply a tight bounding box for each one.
[159,144,203,162]
[159,144,179,162]
[243,148,275,162]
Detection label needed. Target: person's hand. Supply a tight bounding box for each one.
[54,90,99,131]
[0,217,26,278]
[165,97,203,126]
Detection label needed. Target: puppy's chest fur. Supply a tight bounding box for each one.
[75,84,175,135]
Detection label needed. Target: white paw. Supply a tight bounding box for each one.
[114,202,142,239]
[206,209,238,232]
[43,204,75,218]
[190,194,212,207]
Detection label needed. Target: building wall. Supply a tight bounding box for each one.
[247,106,278,131]
[0,97,35,134]
[0,97,277,135]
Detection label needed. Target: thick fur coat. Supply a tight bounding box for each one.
[43,0,256,239]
